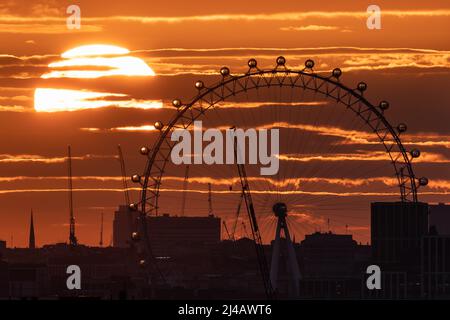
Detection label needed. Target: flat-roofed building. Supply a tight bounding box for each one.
[113,205,139,248]
[147,214,221,256]
[429,203,450,235]
[371,202,428,265]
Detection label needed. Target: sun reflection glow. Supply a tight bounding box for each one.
[34,88,162,112]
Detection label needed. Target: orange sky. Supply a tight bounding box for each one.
[0,0,449,247]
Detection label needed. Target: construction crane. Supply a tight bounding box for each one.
[208,182,213,216]
[117,145,135,246]
[231,192,244,240]
[223,221,232,241]
[181,165,189,216]
[67,145,78,246]
[117,145,130,206]
[99,211,104,247]
[233,135,274,299]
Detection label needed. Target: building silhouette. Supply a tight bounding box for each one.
[113,206,221,254]
[3,201,450,299]
[369,202,429,299]
[147,214,221,256]
[429,203,450,235]
[421,235,450,298]
[298,232,370,298]
[371,202,428,265]
[112,205,139,248]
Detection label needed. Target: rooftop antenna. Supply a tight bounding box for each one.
[181,165,189,216]
[208,182,213,216]
[99,211,104,247]
[67,145,78,246]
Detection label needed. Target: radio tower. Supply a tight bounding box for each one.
[67,145,78,246]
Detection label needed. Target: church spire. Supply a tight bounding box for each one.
[29,209,35,249]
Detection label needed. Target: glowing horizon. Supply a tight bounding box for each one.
[34,88,163,112]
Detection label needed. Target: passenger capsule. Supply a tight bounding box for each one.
[305,59,315,69]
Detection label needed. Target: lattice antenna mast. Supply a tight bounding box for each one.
[67,145,78,246]
[117,145,130,206]
[181,165,189,216]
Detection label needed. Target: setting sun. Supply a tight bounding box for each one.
[34,44,157,112]
[42,44,155,79]
[61,44,130,58]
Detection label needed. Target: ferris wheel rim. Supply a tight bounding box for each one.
[137,59,421,219]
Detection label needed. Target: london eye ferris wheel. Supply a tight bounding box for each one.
[128,56,429,291]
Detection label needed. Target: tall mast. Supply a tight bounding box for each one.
[68,145,78,246]
[117,145,130,206]
[99,211,104,247]
[181,165,189,216]
[208,182,213,216]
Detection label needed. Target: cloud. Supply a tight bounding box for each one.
[288,211,326,226]
[158,187,450,197]
[0,23,102,34]
[279,151,450,163]
[3,47,450,80]
[98,10,450,24]
[136,48,450,75]
[0,176,126,183]
[161,176,402,190]
[280,25,344,32]
[0,95,31,102]
[0,104,27,112]
[0,175,448,197]
[215,101,328,109]
[0,154,114,164]
[80,125,157,133]
[43,57,155,79]
[0,187,141,195]
[254,121,450,150]
[0,9,448,34]
[0,174,440,191]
